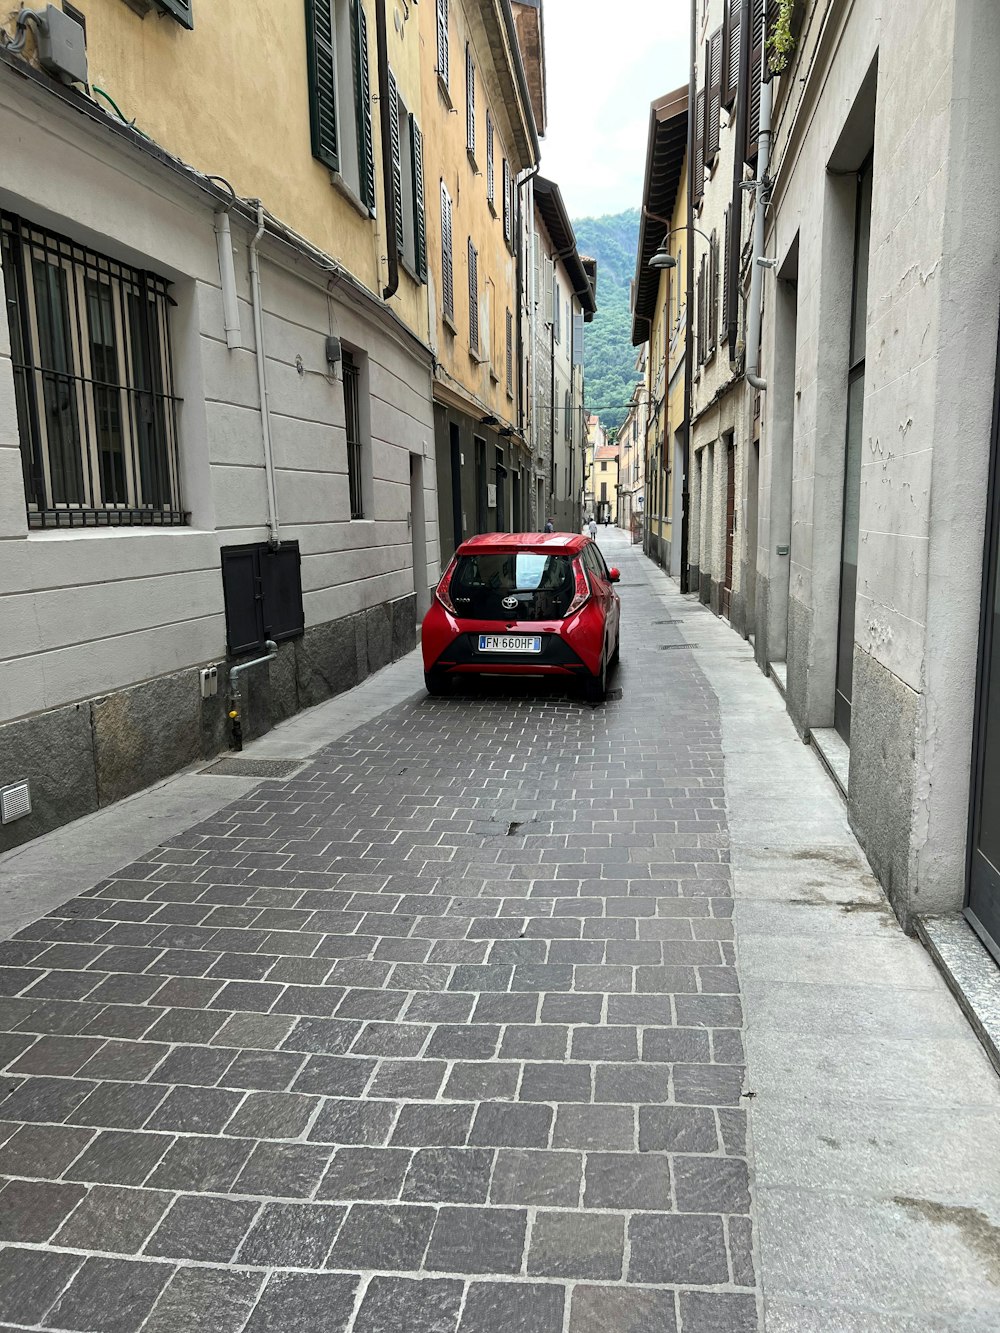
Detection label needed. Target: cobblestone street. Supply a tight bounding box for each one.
[0,533,758,1332]
[3,530,1000,1332]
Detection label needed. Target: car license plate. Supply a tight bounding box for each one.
[478,634,542,653]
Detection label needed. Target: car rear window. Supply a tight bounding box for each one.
[451,551,575,621]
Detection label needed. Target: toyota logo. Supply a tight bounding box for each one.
[501,595,519,610]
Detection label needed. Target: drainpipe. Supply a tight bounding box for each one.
[549,322,556,522]
[210,177,242,350]
[248,203,281,548]
[745,16,773,393]
[681,0,696,593]
[227,639,278,752]
[516,165,540,440]
[375,0,399,301]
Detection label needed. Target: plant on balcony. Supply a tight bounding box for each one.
[767,0,796,75]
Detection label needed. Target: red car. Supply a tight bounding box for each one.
[421,532,621,702]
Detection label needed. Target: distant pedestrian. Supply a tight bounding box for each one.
[544,517,554,533]
[588,518,597,539]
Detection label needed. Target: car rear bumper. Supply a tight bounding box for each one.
[427,631,591,676]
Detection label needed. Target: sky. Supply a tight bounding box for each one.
[539,0,690,221]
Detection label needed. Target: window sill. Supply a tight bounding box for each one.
[488,200,497,219]
[489,368,500,384]
[399,256,423,286]
[443,312,458,335]
[330,171,372,220]
[467,150,479,174]
[437,75,453,110]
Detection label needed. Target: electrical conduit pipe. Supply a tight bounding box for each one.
[249,202,282,547]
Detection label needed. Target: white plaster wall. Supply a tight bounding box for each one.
[0,78,436,727]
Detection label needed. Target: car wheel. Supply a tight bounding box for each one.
[424,670,449,697]
[584,653,608,704]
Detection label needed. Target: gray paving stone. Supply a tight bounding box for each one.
[458,1280,565,1333]
[678,1291,759,1332]
[584,1153,672,1210]
[0,1122,93,1177]
[490,1148,582,1206]
[142,1268,264,1333]
[0,1246,84,1324]
[673,1155,751,1212]
[527,1209,625,1278]
[147,1135,253,1191]
[235,1141,333,1198]
[225,1090,317,1139]
[444,1060,520,1101]
[53,1184,172,1253]
[402,1147,495,1203]
[46,1255,173,1333]
[145,1084,242,1134]
[327,1202,436,1270]
[243,1272,358,1333]
[319,1146,413,1201]
[0,1177,87,1241]
[353,1275,464,1333]
[308,1099,398,1148]
[146,1193,260,1261]
[638,1105,720,1153]
[628,1213,729,1284]
[568,1284,678,1333]
[552,1104,635,1150]
[239,1200,345,1267]
[425,1204,527,1274]
[469,1101,553,1147]
[391,1101,475,1146]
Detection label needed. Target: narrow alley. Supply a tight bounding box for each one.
[0,533,997,1331]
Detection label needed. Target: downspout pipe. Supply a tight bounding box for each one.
[214,208,242,350]
[745,24,773,392]
[249,202,281,549]
[516,164,541,438]
[681,0,696,594]
[375,0,399,301]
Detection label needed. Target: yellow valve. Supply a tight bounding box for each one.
[228,709,239,719]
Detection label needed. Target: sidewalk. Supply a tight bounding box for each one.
[0,529,995,1331]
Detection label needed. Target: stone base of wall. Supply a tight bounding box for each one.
[0,593,417,853]
[847,647,920,929]
[645,534,669,570]
[785,594,813,739]
[699,570,712,606]
[754,574,771,673]
[689,563,700,595]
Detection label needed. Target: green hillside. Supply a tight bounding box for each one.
[573,207,641,434]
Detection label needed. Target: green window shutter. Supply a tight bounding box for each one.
[387,70,404,255]
[411,119,427,282]
[351,0,376,213]
[157,0,194,28]
[468,239,479,354]
[305,0,339,171]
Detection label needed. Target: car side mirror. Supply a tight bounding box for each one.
[609,568,621,582]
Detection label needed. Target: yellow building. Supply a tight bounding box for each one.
[421,0,539,550]
[632,86,688,578]
[594,440,620,527]
[0,0,535,849]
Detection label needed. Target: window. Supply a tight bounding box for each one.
[705,27,723,164]
[152,0,193,28]
[1,212,183,528]
[600,481,607,502]
[693,87,705,206]
[486,111,495,212]
[708,229,719,354]
[436,0,449,89]
[505,307,513,397]
[391,80,427,282]
[553,272,561,344]
[440,182,455,324]
[342,348,369,519]
[475,435,487,532]
[722,0,740,108]
[502,158,512,247]
[450,550,576,620]
[745,0,765,164]
[601,461,607,473]
[468,238,479,355]
[465,44,476,161]
[564,390,571,441]
[305,0,375,213]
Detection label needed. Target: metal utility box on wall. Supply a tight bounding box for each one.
[35,5,88,85]
[220,542,305,657]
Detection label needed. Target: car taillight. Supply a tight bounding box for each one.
[435,556,459,614]
[565,557,591,617]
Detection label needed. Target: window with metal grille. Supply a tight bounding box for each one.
[343,349,365,519]
[468,238,479,355]
[1,212,185,529]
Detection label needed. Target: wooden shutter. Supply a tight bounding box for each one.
[158,0,194,27]
[697,255,706,363]
[468,239,479,353]
[543,255,553,325]
[436,0,449,86]
[722,205,731,336]
[466,45,475,155]
[745,0,765,164]
[351,0,376,212]
[708,231,719,353]
[572,311,584,366]
[706,28,723,163]
[441,183,454,320]
[502,159,511,244]
[505,308,513,393]
[305,0,338,171]
[553,272,560,342]
[411,118,427,281]
[723,0,739,107]
[693,88,705,205]
[387,69,404,255]
[486,111,495,207]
